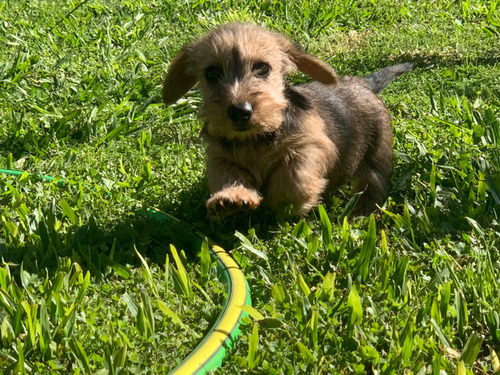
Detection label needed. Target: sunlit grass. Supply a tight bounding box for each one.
[1,0,499,374]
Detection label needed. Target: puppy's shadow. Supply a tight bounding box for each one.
[0,210,205,279]
[0,174,274,284]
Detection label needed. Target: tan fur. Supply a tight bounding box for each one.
[265,113,337,214]
[162,23,408,219]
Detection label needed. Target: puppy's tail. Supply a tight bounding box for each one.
[363,63,413,94]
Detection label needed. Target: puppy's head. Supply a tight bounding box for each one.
[163,23,338,140]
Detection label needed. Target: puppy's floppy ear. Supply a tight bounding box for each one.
[162,48,198,105]
[282,41,338,87]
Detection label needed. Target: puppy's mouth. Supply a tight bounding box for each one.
[233,122,252,132]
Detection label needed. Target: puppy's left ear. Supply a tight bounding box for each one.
[282,41,338,87]
[163,48,198,105]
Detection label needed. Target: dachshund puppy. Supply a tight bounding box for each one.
[162,23,412,219]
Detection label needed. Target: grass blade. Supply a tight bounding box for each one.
[75,271,90,306]
[122,292,138,318]
[297,341,315,363]
[69,338,91,373]
[113,344,127,369]
[455,289,468,339]
[135,245,158,297]
[235,231,268,261]
[169,244,192,299]
[347,283,362,325]
[490,345,500,372]
[485,173,500,204]
[164,253,170,297]
[16,338,26,375]
[296,270,311,297]
[240,305,265,321]
[248,323,260,370]
[455,360,466,375]
[59,198,77,225]
[21,301,36,346]
[355,214,376,281]
[308,309,319,348]
[320,271,336,301]
[140,289,155,339]
[1,316,14,347]
[200,239,211,284]
[38,300,51,358]
[157,299,185,328]
[318,205,332,250]
[430,318,451,348]
[100,254,132,279]
[460,332,483,367]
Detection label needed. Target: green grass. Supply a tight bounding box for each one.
[1,0,500,374]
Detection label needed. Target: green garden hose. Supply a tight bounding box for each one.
[0,169,64,185]
[0,169,252,374]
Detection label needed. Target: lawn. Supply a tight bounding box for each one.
[1,0,500,374]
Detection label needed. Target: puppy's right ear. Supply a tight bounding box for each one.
[280,38,338,87]
[162,48,198,105]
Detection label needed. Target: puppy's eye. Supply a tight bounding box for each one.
[253,62,271,78]
[204,66,223,84]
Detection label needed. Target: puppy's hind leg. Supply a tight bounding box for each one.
[352,167,390,216]
[352,139,393,217]
[266,139,334,216]
[267,165,328,216]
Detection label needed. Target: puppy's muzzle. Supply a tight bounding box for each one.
[227,102,253,130]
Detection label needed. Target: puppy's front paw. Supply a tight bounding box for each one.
[206,186,262,219]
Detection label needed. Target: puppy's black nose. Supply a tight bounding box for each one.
[227,102,253,128]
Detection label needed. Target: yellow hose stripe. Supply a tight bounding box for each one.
[169,245,250,374]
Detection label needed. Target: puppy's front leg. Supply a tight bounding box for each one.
[206,157,262,219]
